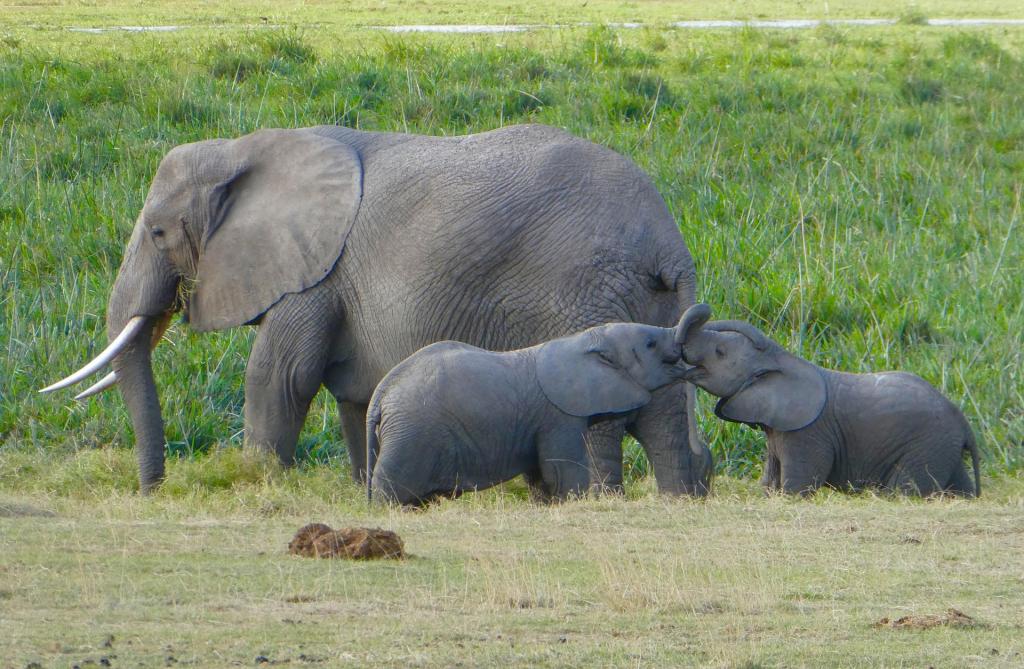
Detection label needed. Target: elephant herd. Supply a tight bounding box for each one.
[41,124,980,502]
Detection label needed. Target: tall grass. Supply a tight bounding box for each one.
[1,25,1022,482]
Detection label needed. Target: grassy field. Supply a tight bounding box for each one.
[3,450,1024,667]
[2,3,1024,665]
[2,17,1021,475]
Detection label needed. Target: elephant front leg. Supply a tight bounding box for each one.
[777,439,833,496]
[759,445,782,492]
[627,381,712,496]
[583,417,628,494]
[537,422,591,501]
[243,298,333,466]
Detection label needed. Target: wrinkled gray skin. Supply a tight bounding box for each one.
[676,304,980,497]
[67,124,710,494]
[368,319,689,506]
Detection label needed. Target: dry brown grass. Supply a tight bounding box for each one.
[2,460,1023,667]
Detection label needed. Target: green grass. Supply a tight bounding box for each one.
[3,449,1024,667]
[2,22,1021,479]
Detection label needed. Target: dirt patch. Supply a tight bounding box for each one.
[874,608,976,630]
[288,523,404,560]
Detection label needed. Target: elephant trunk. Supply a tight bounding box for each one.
[40,223,180,492]
[675,303,711,362]
[109,317,167,491]
[105,225,180,492]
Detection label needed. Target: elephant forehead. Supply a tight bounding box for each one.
[714,330,753,349]
[601,322,661,340]
[147,156,210,211]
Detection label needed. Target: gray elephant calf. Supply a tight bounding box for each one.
[676,304,980,497]
[366,318,691,506]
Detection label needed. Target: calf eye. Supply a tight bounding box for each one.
[151,227,165,238]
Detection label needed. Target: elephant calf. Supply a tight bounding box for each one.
[676,304,980,497]
[366,318,691,506]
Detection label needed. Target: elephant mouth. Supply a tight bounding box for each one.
[680,364,706,382]
[711,370,773,428]
[174,277,196,324]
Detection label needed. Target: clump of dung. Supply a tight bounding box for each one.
[288,523,404,560]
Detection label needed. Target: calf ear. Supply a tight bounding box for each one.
[717,360,827,432]
[537,331,651,417]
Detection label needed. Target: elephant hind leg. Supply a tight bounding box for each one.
[370,422,460,506]
[338,401,369,483]
[945,462,977,498]
[887,460,945,497]
[370,473,433,507]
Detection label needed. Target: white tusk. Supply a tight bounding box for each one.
[74,371,117,400]
[39,316,147,393]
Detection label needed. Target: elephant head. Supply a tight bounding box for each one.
[674,304,826,432]
[40,129,363,491]
[537,320,686,418]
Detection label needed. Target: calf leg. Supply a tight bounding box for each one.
[536,422,591,501]
[760,449,782,492]
[584,417,628,494]
[779,445,833,496]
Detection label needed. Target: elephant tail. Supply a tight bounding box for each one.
[366,397,383,503]
[966,428,981,498]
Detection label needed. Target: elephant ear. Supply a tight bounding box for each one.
[190,129,363,331]
[536,330,651,417]
[716,359,827,432]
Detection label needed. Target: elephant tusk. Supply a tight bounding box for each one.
[68,312,171,400]
[39,315,147,393]
[74,371,117,400]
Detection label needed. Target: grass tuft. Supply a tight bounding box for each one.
[898,8,930,25]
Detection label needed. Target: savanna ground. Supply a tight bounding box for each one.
[2,0,1023,666]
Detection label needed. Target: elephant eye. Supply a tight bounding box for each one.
[588,348,617,367]
[715,346,725,358]
[646,338,656,349]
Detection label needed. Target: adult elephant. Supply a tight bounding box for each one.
[42,124,711,495]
